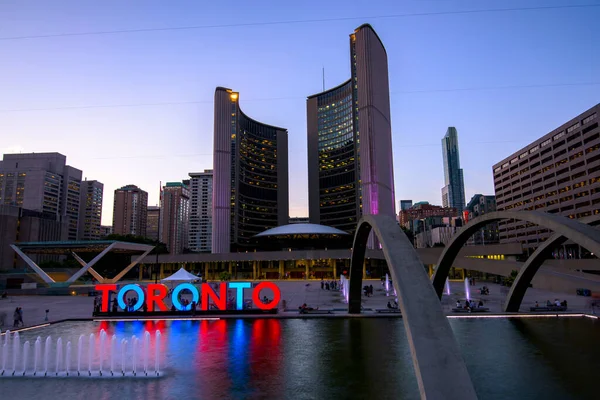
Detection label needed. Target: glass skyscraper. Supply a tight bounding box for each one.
[307,24,395,236]
[212,87,289,253]
[441,127,466,212]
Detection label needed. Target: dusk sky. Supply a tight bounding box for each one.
[1,0,598,225]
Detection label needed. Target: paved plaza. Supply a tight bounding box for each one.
[0,279,597,332]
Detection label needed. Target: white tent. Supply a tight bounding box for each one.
[161,267,202,283]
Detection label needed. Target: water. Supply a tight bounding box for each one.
[0,328,160,377]
[1,318,598,399]
[445,278,451,295]
[465,277,471,300]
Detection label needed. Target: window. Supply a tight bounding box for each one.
[530,145,539,154]
[583,113,597,125]
[567,122,581,133]
[553,131,565,140]
[541,138,552,147]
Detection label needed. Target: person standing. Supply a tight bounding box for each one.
[18,307,23,327]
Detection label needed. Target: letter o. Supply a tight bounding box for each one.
[117,284,145,311]
[172,283,200,311]
[252,282,281,310]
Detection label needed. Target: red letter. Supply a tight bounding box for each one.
[201,283,226,310]
[252,282,281,310]
[147,284,168,311]
[95,284,117,312]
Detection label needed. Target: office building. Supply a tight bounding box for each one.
[307,24,395,235]
[188,170,213,252]
[78,179,103,240]
[212,87,289,253]
[441,127,466,212]
[0,205,65,270]
[465,194,498,245]
[146,206,160,242]
[0,152,82,240]
[160,182,190,254]
[493,104,600,251]
[399,200,413,211]
[112,184,148,237]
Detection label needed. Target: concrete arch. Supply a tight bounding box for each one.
[349,215,477,400]
[504,215,600,312]
[432,211,600,299]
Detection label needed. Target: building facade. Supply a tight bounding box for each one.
[160,182,190,254]
[212,87,289,253]
[307,24,395,235]
[112,184,148,237]
[493,104,600,251]
[465,194,498,245]
[398,201,458,228]
[0,205,65,270]
[146,206,160,242]
[78,179,103,240]
[188,170,213,253]
[0,152,82,241]
[289,217,310,224]
[100,225,113,237]
[441,127,466,212]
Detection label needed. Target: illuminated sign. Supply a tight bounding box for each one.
[95,282,281,312]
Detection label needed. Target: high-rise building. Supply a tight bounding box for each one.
[188,170,213,253]
[212,87,289,253]
[493,104,599,252]
[78,179,103,240]
[0,152,82,240]
[112,185,148,237]
[441,127,466,212]
[146,206,160,242]
[399,200,413,211]
[160,182,190,254]
[307,24,395,235]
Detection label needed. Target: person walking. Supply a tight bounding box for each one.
[13,307,20,328]
[18,307,23,327]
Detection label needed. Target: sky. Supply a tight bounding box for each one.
[0,0,598,226]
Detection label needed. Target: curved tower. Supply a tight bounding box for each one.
[307,24,395,236]
[212,87,289,253]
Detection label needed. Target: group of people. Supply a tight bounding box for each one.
[321,279,338,291]
[479,286,490,295]
[363,284,374,297]
[386,300,398,309]
[535,299,568,308]
[456,299,484,310]
[12,307,24,327]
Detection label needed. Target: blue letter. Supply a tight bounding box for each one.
[117,284,145,311]
[228,282,251,310]
[171,283,200,311]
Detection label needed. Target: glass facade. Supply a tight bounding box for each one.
[231,103,283,249]
[315,80,360,232]
[441,127,466,212]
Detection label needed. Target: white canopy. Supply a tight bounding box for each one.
[161,267,202,283]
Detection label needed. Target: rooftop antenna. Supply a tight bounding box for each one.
[322,67,325,91]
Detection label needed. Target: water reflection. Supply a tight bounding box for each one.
[2,318,598,399]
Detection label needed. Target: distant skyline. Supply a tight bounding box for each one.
[1,0,598,225]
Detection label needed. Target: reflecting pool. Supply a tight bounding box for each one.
[1,317,598,399]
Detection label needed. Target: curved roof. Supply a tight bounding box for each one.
[254,223,350,237]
